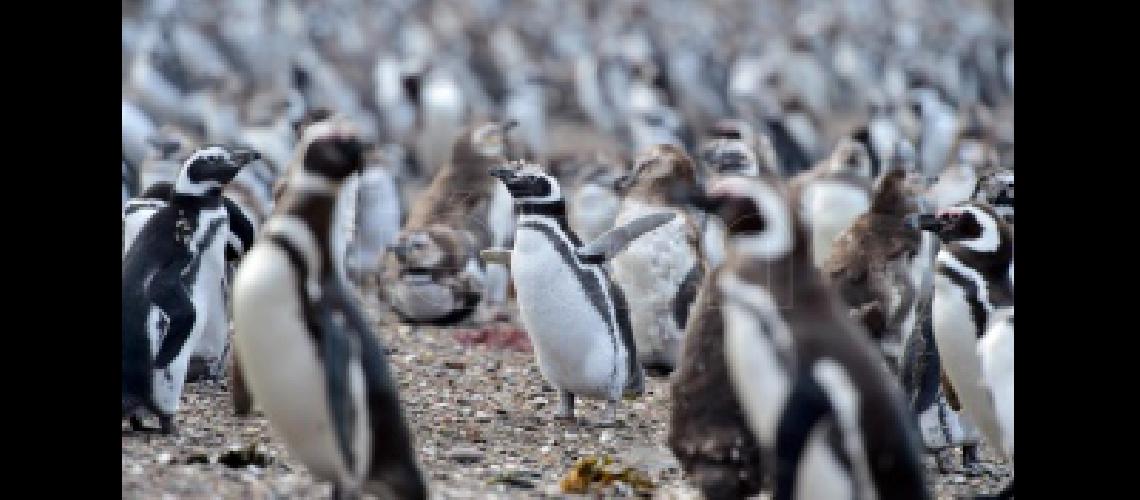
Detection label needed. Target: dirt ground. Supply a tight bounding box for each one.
[122,307,1012,499]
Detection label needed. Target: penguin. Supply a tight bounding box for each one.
[383,121,515,326]
[232,120,428,500]
[979,307,1014,461]
[123,147,262,382]
[384,225,483,326]
[490,160,673,426]
[122,146,245,434]
[789,138,874,270]
[682,175,930,499]
[667,190,765,500]
[344,153,404,287]
[823,169,926,358]
[921,202,1014,495]
[609,144,704,376]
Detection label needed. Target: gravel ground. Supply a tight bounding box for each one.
[123,301,1011,499]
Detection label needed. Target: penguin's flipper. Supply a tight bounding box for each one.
[577,212,676,264]
[324,277,428,500]
[773,371,841,500]
[313,287,359,476]
[150,268,197,369]
[223,197,256,261]
[139,182,175,201]
[900,312,941,414]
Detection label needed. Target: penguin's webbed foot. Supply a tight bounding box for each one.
[128,414,149,433]
[555,390,576,422]
[158,414,177,435]
[959,444,983,477]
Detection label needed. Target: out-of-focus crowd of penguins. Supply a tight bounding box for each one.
[122,0,1013,498]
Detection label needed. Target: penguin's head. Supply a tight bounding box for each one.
[698,138,760,178]
[489,160,562,203]
[298,119,366,181]
[448,120,517,172]
[923,203,1009,252]
[621,144,699,199]
[391,229,447,272]
[175,146,243,196]
[677,176,796,261]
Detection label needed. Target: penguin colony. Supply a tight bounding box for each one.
[123,1,1013,498]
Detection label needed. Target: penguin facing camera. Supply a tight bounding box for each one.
[232,119,428,500]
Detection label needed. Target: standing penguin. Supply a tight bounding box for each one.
[123,148,261,382]
[610,144,704,376]
[921,202,1014,496]
[122,147,244,434]
[490,161,672,425]
[790,138,874,270]
[232,121,427,500]
[684,175,930,499]
[667,174,765,499]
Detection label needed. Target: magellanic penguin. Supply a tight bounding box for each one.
[383,121,516,325]
[122,146,245,434]
[490,160,673,426]
[921,202,1014,495]
[789,137,875,271]
[609,144,704,376]
[122,148,262,382]
[232,120,428,500]
[666,175,765,500]
[685,175,930,500]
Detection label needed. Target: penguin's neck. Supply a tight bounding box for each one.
[728,224,827,309]
[516,200,582,247]
[277,181,340,283]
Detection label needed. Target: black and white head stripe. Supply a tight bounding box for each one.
[175,146,239,196]
[490,160,562,204]
[700,139,760,176]
[934,204,1003,253]
[708,176,794,260]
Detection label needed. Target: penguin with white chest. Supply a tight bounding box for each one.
[123,148,261,382]
[122,147,244,434]
[232,121,427,500]
[683,175,930,500]
[610,144,704,376]
[490,161,672,426]
[921,202,1014,497]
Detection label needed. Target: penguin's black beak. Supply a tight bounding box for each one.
[666,184,724,213]
[231,149,262,167]
[906,213,943,232]
[489,167,517,182]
